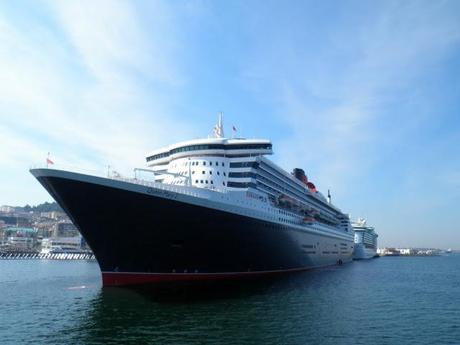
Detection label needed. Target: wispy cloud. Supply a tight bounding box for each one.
[0,0,201,204]
[233,0,460,246]
[50,0,182,85]
[1,0,459,248]
[240,1,460,197]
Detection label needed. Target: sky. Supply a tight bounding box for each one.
[0,0,459,248]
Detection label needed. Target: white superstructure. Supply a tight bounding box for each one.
[30,115,356,286]
[141,116,354,261]
[352,218,378,259]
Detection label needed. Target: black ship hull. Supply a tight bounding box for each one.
[31,169,353,287]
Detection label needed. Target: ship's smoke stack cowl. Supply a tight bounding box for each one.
[292,168,316,192]
[292,168,308,185]
[306,182,317,193]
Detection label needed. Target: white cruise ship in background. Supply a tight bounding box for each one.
[31,115,355,287]
[352,218,378,259]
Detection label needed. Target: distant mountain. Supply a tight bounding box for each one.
[17,202,63,213]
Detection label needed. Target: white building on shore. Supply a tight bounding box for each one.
[40,237,83,254]
[6,236,34,250]
[0,205,16,213]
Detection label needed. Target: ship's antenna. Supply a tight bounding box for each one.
[218,112,224,138]
[213,112,224,138]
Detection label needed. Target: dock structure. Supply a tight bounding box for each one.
[0,252,95,260]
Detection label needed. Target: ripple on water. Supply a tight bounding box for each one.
[1,256,460,345]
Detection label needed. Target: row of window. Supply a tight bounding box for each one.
[227,181,257,189]
[147,144,272,162]
[229,161,259,168]
[147,152,169,161]
[228,172,257,178]
[258,167,315,205]
[257,171,337,221]
[191,161,225,167]
[194,180,226,186]
[191,171,226,176]
[260,162,335,213]
[171,161,225,168]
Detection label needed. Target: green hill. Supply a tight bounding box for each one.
[17,202,63,213]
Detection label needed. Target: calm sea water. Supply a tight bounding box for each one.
[1,255,459,345]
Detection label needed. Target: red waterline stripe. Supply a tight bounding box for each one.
[100,264,344,286]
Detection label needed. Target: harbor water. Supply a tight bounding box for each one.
[1,255,459,345]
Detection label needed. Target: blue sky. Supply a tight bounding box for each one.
[0,0,459,248]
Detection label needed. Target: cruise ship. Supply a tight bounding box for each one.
[352,218,378,259]
[30,117,354,287]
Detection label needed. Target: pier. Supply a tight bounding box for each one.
[0,251,95,260]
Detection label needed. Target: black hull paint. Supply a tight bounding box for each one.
[34,172,353,286]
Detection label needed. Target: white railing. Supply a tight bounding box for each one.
[113,175,212,199]
[30,163,214,199]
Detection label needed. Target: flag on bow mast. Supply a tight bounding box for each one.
[46,152,54,167]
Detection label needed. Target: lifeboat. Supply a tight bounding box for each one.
[278,194,301,209]
[303,217,316,223]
